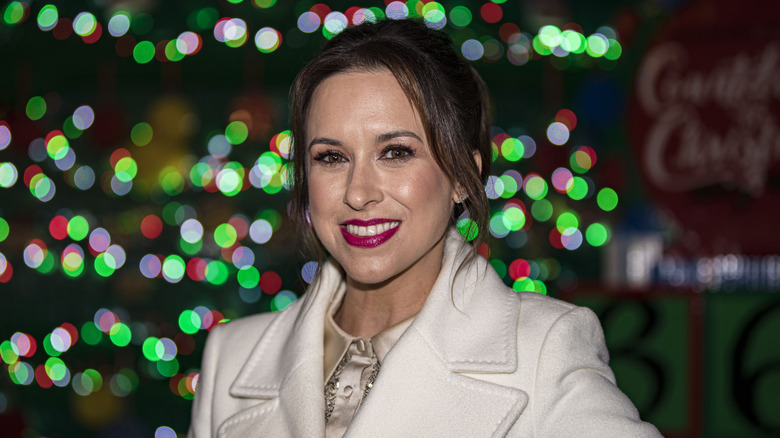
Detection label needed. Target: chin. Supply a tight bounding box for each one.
[339,259,400,288]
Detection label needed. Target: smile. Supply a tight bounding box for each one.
[340,219,401,248]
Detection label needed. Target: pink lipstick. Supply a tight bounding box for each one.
[340,218,401,248]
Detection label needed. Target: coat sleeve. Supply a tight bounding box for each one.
[187,324,224,438]
[531,306,663,437]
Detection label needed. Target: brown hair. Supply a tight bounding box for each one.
[289,18,492,261]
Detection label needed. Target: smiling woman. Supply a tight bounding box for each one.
[189,18,662,438]
[305,70,457,337]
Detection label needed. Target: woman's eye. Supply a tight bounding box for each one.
[315,151,345,163]
[383,147,413,160]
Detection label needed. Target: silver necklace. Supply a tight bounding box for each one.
[324,347,381,423]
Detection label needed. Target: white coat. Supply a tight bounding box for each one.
[188,230,662,437]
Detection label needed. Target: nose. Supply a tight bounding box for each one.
[343,160,383,210]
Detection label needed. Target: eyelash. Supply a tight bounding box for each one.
[312,145,415,164]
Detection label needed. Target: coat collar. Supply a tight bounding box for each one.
[221,229,526,437]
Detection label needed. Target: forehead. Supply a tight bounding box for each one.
[306,69,426,140]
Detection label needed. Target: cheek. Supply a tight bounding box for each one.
[393,168,453,210]
[307,173,340,219]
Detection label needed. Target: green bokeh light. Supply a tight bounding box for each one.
[37,251,56,274]
[109,323,132,347]
[586,34,609,57]
[456,218,479,242]
[502,207,526,231]
[1,340,19,364]
[84,369,103,392]
[193,8,218,30]
[531,199,553,222]
[81,322,102,345]
[499,175,518,198]
[46,135,68,159]
[162,201,182,226]
[94,253,115,277]
[532,35,552,55]
[605,39,622,60]
[178,310,200,334]
[556,211,579,232]
[449,6,471,28]
[43,333,61,357]
[157,358,179,377]
[3,2,26,25]
[597,187,618,211]
[73,12,97,36]
[237,266,260,288]
[165,40,185,62]
[586,223,610,247]
[115,157,138,182]
[489,258,507,279]
[500,138,524,161]
[524,175,548,200]
[567,177,589,200]
[214,224,238,248]
[160,169,185,196]
[539,25,561,48]
[225,121,248,145]
[163,255,186,281]
[45,357,68,380]
[133,41,156,64]
[142,337,160,361]
[63,116,83,139]
[68,216,89,241]
[270,292,295,312]
[180,238,202,255]
[26,96,46,120]
[37,5,58,30]
[0,218,9,242]
[205,260,229,285]
[131,122,153,146]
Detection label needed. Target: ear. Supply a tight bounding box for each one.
[451,150,483,203]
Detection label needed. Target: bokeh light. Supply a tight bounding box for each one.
[255,27,282,53]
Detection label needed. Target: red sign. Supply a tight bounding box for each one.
[630,0,780,254]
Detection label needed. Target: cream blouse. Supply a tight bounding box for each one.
[323,295,413,438]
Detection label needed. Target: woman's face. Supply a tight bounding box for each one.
[305,69,457,288]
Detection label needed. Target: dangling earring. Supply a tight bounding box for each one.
[305,207,312,228]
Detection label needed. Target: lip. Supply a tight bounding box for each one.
[339,218,401,248]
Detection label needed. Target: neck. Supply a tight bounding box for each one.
[334,235,446,338]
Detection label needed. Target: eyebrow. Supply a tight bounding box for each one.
[376,130,423,143]
[308,130,423,150]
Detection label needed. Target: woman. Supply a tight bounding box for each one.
[189,19,661,437]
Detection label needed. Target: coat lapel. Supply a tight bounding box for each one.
[347,230,529,437]
[345,328,528,438]
[217,260,347,438]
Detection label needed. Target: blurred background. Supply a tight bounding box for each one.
[1,0,778,437]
